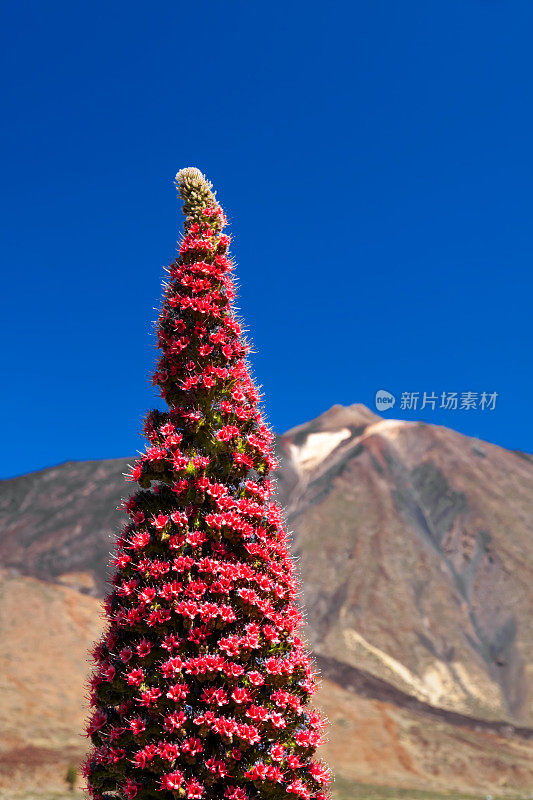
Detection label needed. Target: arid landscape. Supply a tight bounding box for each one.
[1,404,533,798]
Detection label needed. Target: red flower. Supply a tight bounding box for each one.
[231,686,252,704]
[123,779,139,799]
[270,743,285,761]
[160,770,184,790]
[159,580,183,600]
[286,755,302,769]
[286,780,311,799]
[167,682,189,702]
[219,635,240,657]
[129,717,146,735]
[172,555,195,572]
[234,452,254,468]
[187,623,209,643]
[271,689,289,706]
[108,725,126,741]
[224,662,245,678]
[130,531,150,550]
[269,712,286,729]
[162,633,181,651]
[309,761,331,784]
[213,759,229,777]
[160,656,185,678]
[175,600,199,620]
[170,509,188,526]
[184,579,207,599]
[136,639,152,657]
[163,710,187,732]
[225,788,248,800]
[266,765,283,782]
[182,736,203,756]
[173,454,189,471]
[118,579,137,597]
[139,687,161,706]
[113,552,131,569]
[215,425,240,442]
[126,668,144,687]
[185,778,205,798]
[101,664,116,682]
[236,723,260,744]
[264,656,283,675]
[246,704,268,722]
[172,478,189,494]
[138,586,156,604]
[126,463,142,482]
[207,482,227,501]
[245,763,268,781]
[151,514,169,530]
[87,709,107,735]
[146,446,167,461]
[133,744,157,768]
[202,686,228,706]
[186,529,207,547]
[149,559,170,578]
[158,742,180,761]
[247,670,265,686]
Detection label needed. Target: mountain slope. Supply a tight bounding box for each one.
[277,405,533,726]
[0,457,130,595]
[1,404,532,794]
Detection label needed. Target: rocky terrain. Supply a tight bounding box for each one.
[1,404,533,796]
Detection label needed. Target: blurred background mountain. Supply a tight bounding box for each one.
[1,405,532,798]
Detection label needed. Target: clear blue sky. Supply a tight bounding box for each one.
[1,0,532,478]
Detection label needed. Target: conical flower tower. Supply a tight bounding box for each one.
[84,168,332,800]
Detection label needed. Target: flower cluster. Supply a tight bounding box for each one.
[84,167,332,800]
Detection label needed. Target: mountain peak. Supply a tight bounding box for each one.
[279,404,381,474]
[283,403,381,440]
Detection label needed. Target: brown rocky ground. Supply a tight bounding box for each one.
[1,569,532,796]
[0,571,104,791]
[1,405,532,796]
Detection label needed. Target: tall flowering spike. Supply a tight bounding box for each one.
[84,169,333,800]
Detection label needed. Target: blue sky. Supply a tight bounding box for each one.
[1,0,532,478]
